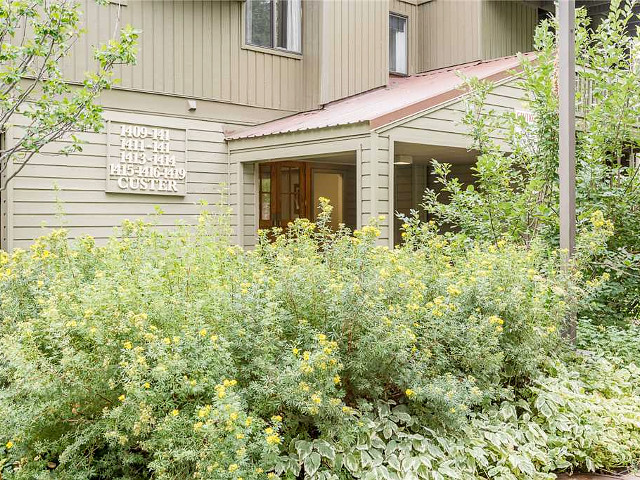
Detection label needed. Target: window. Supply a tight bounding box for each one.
[246,0,302,54]
[389,13,407,75]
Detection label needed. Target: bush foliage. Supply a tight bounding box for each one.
[1,203,638,479]
[424,0,640,324]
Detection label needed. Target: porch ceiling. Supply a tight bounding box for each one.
[395,142,479,164]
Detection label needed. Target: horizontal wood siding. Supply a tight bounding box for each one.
[481,0,537,60]
[418,0,482,73]
[66,0,304,111]
[8,110,237,249]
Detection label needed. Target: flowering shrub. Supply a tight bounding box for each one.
[0,206,632,479]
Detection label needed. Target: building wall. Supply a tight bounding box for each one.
[481,0,537,60]
[3,89,288,250]
[389,0,420,75]
[66,0,306,111]
[418,0,483,72]
[319,0,389,104]
[64,0,389,113]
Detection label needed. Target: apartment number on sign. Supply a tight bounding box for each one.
[106,122,187,196]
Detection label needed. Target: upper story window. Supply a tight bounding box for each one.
[389,13,407,75]
[246,0,302,54]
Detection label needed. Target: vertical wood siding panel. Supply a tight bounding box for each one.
[264,54,272,108]
[153,2,164,93]
[193,1,203,97]
[202,2,213,99]
[341,1,349,98]
[348,0,356,95]
[142,1,154,91]
[212,1,221,100]
[164,2,175,94]
[183,1,194,96]
[173,1,184,93]
[220,1,232,100]
[256,53,265,106]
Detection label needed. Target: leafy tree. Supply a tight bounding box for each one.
[423,0,640,324]
[0,0,138,190]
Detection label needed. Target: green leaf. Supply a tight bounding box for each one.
[304,452,322,477]
[295,440,313,460]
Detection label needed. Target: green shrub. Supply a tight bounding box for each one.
[423,0,640,325]
[0,206,572,479]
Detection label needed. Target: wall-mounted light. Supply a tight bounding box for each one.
[187,99,197,111]
[394,155,413,165]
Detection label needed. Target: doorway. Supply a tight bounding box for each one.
[258,161,356,231]
[259,162,309,230]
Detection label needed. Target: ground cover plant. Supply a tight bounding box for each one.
[1,201,639,480]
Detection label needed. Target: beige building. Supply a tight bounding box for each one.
[0,0,542,250]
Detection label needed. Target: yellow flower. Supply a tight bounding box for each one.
[143,382,150,389]
[266,434,281,445]
[228,464,239,472]
[171,409,179,416]
[118,394,126,402]
[123,341,133,350]
[446,284,461,296]
[292,348,299,355]
[333,375,341,385]
[405,389,416,398]
[264,427,274,435]
[271,415,282,423]
[162,337,171,345]
[267,473,277,479]
[199,328,207,337]
[245,417,253,426]
[6,441,14,449]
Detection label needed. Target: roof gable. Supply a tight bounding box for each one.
[226,53,533,141]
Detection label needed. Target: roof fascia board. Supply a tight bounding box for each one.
[229,126,372,163]
[371,67,524,131]
[375,72,523,134]
[227,121,370,146]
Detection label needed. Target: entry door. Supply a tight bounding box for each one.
[259,162,309,230]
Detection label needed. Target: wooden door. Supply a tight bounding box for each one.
[259,162,310,230]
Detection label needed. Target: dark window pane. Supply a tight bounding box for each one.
[247,0,273,48]
[260,165,271,192]
[274,0,301,52]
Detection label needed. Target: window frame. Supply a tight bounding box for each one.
[389,12,409,76]
[243,0,303,57]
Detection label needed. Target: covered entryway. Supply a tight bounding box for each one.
[257,159,357,231]
[226,54,531,248]
[393,142,479,243]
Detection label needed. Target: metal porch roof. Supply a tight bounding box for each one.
[226,53,535,141]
